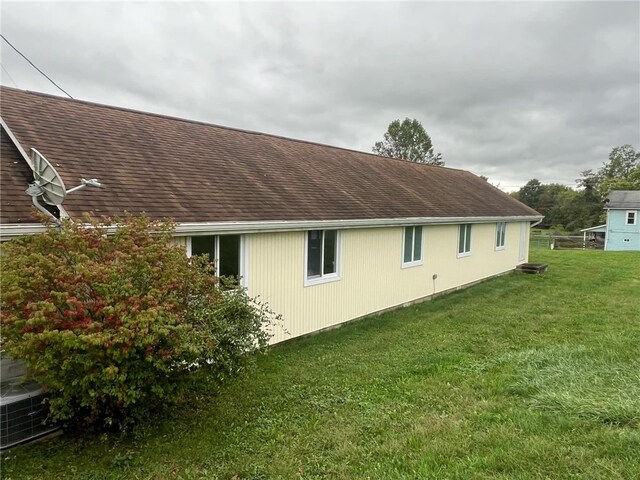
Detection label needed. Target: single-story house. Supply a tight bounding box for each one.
[1,86,542,343]
[603,190,640,251]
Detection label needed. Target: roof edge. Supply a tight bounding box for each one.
[1,215,543,240]
[172,215,544,235]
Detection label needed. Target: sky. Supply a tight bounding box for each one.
[1,1,639,192]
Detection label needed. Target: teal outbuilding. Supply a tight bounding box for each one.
[604,191,640,251]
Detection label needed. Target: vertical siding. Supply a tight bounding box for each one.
[248,222,528,343]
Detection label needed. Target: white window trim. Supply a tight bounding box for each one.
[186,234,248,288]
[304,230,342,287]
[495,222,506,251]
[626,210,637,225]
[457,224,472,258]
[401,226,424,269]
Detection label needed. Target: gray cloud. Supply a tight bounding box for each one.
[1,1,638,191]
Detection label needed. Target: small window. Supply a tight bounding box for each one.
[627,211,637,225]
[496,222,506,249]
[402,226,423,267]
[305,230,340,285]
[458,224,472,257]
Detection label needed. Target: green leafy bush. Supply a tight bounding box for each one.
[0,215,276,430]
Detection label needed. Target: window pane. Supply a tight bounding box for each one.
[307,230,322,278]
[323,230,337,275]
[404,227,413,263]
[219,235,240,278]
[413,226,422,261]
[458,225,466,254]
[191,235,215,262]
[465,224,472,252]
[497,222,505,247]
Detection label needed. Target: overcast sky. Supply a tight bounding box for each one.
[1,1,638,191]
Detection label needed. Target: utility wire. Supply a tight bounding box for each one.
[0,34,73,98]
[1,63,19,88]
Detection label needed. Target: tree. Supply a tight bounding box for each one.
[514,179,543,208]
[598,145,640,197]
[580,145,640,198]
[0,215,277,431]
[373,118,444,165]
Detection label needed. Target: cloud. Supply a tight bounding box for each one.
[1,1,638,191]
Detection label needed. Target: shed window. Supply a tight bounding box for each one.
[189,234,242,281]
[458,224,472,257]
[627,211,637,225]
[306,230,341,285]
[402,226,423,267]
[496,222,506,249]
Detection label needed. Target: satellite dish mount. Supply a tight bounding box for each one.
[25,148,102,221]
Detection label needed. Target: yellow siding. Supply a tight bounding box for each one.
[247,222,529,343]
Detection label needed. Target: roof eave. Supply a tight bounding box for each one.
[173,215,544,235]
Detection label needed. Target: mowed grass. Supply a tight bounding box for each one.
[2,249,639,479]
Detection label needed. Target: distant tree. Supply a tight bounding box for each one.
[514,179,543,208]
[581,145,640,198]
[598,145,640,197]
[373,118,444,165]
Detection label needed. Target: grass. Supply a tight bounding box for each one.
[2,249,639,479]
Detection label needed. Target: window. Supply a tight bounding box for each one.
[627,211,637,225]
[188,234,242,281]
[305,230,340,285]
[495,222,506,249]
[458,224,472,257]
[402,226,423,267]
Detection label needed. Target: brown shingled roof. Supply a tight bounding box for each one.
[1,86,540,224]
[0,128,41,224]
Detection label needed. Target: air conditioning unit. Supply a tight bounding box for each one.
[1,379,58,449]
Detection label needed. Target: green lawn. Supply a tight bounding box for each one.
[2,249,639,479]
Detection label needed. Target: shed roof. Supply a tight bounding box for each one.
[1,86,540,226]
[606,190,640,210]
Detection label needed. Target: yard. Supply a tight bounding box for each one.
[2,249,639,479]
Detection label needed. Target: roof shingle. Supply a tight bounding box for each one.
[1,86,540,224]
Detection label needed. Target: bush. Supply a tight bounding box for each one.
[0,215,276,431]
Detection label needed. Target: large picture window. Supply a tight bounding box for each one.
[306,230,340,285]
[402,226,423,267]
[189,234,242,280]
[458,224,472,257]
[495,222,506,249]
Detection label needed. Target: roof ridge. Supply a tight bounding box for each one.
[0,85,457,171]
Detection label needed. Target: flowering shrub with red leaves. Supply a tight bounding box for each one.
[0,215,275,431]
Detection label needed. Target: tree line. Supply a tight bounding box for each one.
[511,145,640,232]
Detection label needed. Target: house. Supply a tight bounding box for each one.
[0,86,542,343]
[603,190,640,251]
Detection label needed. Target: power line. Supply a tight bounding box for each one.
[0,34,73,99]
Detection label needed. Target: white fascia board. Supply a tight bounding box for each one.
[0,223,49,239]
[174,215,544,236]
[2,216,543,239]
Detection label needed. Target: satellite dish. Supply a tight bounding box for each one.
[25,148,102,220]
[30,149,66,205]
